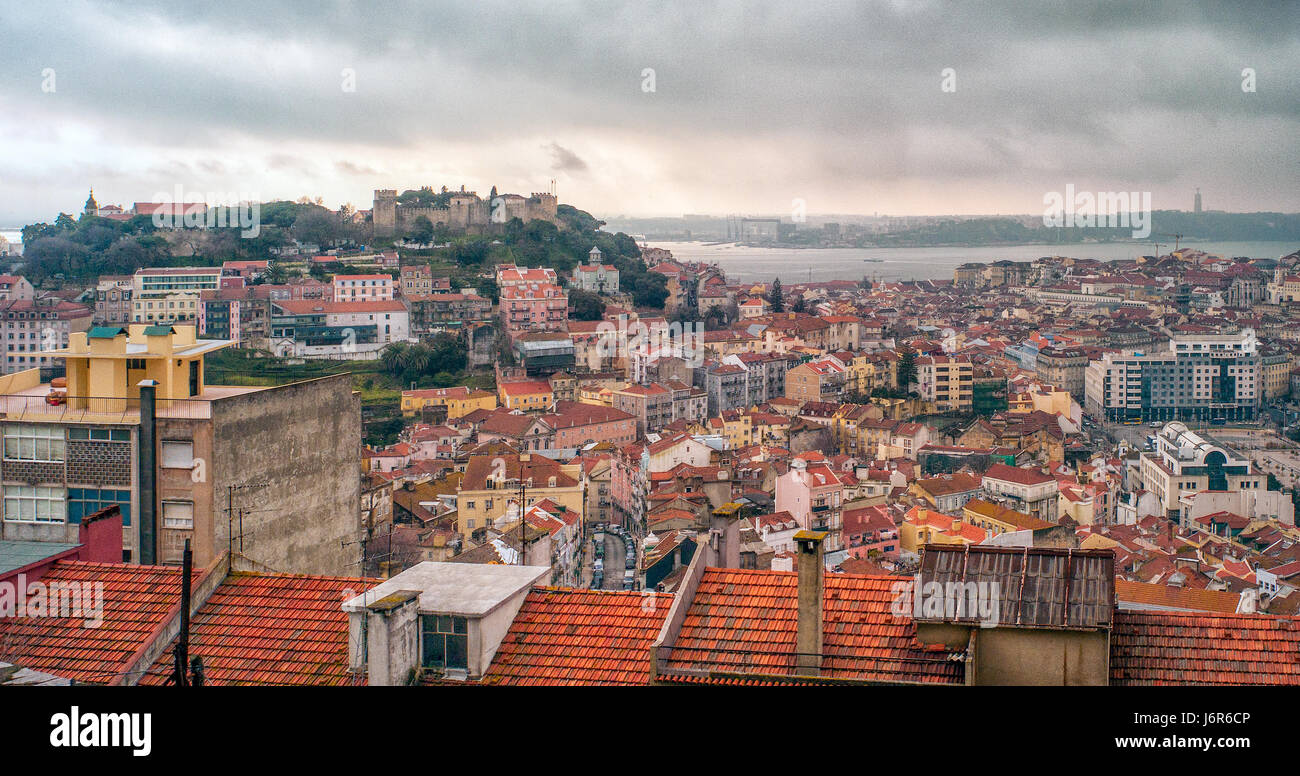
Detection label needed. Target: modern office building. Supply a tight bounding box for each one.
[1084,329,1261,423]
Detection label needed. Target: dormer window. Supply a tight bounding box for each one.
[421,615,468,671]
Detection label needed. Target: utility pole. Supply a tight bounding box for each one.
[173,539,192,687]
[516,478,528,566]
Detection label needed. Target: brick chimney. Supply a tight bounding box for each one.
[708,506,741,568]
[794,530,827,677]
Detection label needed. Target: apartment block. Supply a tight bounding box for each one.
[1084,329,1261,423]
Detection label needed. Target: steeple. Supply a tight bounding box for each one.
[83,188,98,217]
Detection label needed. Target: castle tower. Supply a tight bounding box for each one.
[373,189,397,236]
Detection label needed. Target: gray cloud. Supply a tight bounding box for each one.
[547,143,588,173]
[0,0,1297,223]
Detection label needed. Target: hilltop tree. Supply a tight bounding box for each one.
[291,208,339,246]
[406,215,434,245]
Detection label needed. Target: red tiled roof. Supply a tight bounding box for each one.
[1110,610,1300,685]
[0,561,181,684]
[983,462,1054,486]
[1115,579,1241,615]
[663,568,963,684]
[482,587,673,685]
[140,572,374,686]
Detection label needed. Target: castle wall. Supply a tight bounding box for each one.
[372,189,559,237]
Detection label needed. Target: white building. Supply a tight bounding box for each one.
[132,267,223,324]
[1085,329,1261,423]
[332,274,395,302]
[571,247,619,293]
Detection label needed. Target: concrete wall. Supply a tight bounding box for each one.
[970,627,1109,686]
[209,374,361,575]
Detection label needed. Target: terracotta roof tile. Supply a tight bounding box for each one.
[139,572,374,686]
[0,561,181,684]
[663,568,963,684]
[1111,610,1300,685]
[482,587,673,685]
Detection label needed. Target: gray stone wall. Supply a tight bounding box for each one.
[209,373,361,575]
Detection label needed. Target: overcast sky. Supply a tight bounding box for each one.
[1,0,1297,225]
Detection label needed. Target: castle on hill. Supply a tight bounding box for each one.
[372,185,559,236]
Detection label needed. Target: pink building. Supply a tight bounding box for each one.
[774,454,845,550]
[544,402,638,449]
[842,504,900,559]
[332,274,394,302]
[0,275,36,302]
[500,282,568,334]
[496,264,558,288]
[611,442,648,530]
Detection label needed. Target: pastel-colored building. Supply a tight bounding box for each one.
[332,274,394,302]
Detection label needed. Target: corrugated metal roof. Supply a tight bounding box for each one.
[918,545,1114,629]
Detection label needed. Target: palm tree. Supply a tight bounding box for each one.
[381,341,411,374]
[408,344,433,374]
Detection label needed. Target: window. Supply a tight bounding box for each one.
[421,614,468,671]
[68,427,130,442]
[161,440,194,469]
[3,424,65,461]
[68,488,131,526]
[162,500,194,530]
[4,485,66,523]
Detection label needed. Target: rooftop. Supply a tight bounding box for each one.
[483,587,673,686]
[342,561,549,617]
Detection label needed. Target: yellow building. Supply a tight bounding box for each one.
[498,380,555,412]
[708,412,753,450]
[455,452,584,535]
[914,355,973,412]
[401,386,497,418]
[58,324,232,407]
[1009,386,1075,419]
[961,498,1052,536]
[899,506,987,552]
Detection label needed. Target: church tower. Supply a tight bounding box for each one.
[83,188,99,218]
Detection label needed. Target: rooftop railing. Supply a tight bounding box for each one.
[0,394,213,423]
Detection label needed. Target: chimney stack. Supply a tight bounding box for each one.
[794,530,827,677]
[708,505,741,568]
[138,379,159,565]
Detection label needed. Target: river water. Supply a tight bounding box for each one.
[649,240,1299,283]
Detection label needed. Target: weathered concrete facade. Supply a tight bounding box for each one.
[209,373,361,575]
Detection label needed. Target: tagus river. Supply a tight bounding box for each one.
[649,241,1299,284]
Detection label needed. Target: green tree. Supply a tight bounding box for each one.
[569,289,606,321]
[897,348,917,392]
[631,273,669,310]
[406,215,434,245]
[769,278,784,313]
[291,208,339,246]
